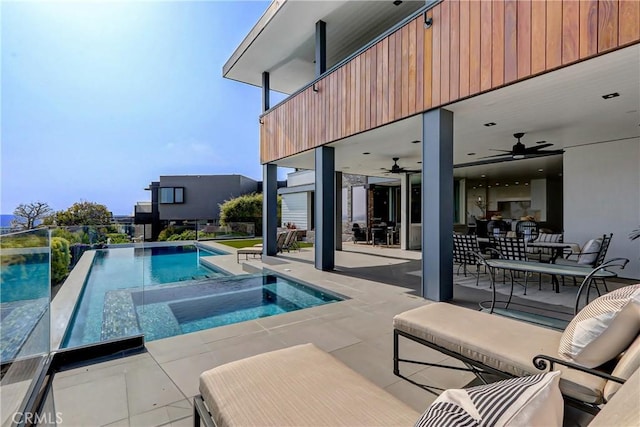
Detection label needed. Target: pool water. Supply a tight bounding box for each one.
[63,245,343,348]
[63,245,226,348]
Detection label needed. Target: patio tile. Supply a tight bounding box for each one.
[145,332,210,364]
[159,352,218,398]
[166,399,193,421]
[271,320,361,352]
[125,365,185,416]
[103,417,130,427]
[383,378,437,413]
[54,373,128,427]
[330,341,403,388]
[54,353,151,380]
[128,406,170,427]
[194,320,265,344]
[169,416,193,427]
[205,331,289,366]
[255,307,316,329]
[54,356,157,391]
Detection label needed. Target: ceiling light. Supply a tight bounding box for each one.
[411,140,420,144]
[472,186,476,189]
[505,184,509,187]
[483,122,497,127]
[495,183,500,186]
[467,152,476,156]
[363,152,370,155]
[515,181,519,185]
[538,168,544,172]
[478,184,483,187]
[525,183,529,186]
[417,161,422,164]
[535,140,547,144]
[481,174,486,178]
[488,185,492,188]
[602,92,620,99]
[393,0,403,5]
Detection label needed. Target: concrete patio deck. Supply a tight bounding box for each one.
[51,242,624,426]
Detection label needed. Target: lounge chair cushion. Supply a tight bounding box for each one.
[414,372,563,427]
[394,303,607,404]
[558,284,640,368]
[199,343,420,427]
[589,368,640,427]
[577,238,601,265]
[603,334,640,402]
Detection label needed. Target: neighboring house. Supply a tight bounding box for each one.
[224,0,640,298]
[134,175,259,240]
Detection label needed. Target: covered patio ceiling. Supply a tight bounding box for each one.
[273,44,639,182]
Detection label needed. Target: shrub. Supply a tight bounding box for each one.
[51,228,83,244]
[158,226,176,241]
[51,237,71,284]
[167,230,196,241]
[106,233,131,244]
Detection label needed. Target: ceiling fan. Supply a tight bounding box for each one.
[382,157,420,174]
[481,132,562,160]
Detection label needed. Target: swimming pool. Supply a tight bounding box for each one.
[62,245,343,347]
[63,245,226,348]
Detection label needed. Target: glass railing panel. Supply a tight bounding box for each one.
[54,225,144,349]
[1,228,51,427]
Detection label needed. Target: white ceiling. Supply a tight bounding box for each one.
[273,44,640,182]
[223,0,425,94]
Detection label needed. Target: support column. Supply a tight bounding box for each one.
[400,173,411,250]
[421,109,454,301]
[335,171,343,251]
[315,146,335,270]
[262,71,270,112]
[263,164,278,256]
[315,20,326,77]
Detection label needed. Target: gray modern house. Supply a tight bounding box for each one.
[135,174,259,240]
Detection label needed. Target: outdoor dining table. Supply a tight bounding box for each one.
[480,257,625,315]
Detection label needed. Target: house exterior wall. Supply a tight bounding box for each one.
[158,175,258,221]
[563,137,640,279]
[260,0,640,163]
[282,192,309,230]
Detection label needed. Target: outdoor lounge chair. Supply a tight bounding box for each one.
[193,342,640,426]
[393,285,640,415]
[236,247,262,263]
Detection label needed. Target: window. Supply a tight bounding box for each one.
[342,188,348,220]
[352,186,367,222]
[159,187,185,204]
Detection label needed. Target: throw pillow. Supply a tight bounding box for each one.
[558,284,640,368]
[414,372,563,427]
[577,238,601,265]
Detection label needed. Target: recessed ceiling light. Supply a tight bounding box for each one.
[505,184,509,187]
[467,152,476,156]
[538,168,544,172]
[417,161,422,164]
[393,0,403,5]
[515,181,519,185]
[481,174,486,178]
[525,183,529,186]
[535,140,547,144]
[483,122,497,127]
[472,186,477,189]
[478,184,483,187]
[363,152,370,155]
[488,185,492,188]
[411,140,420,144]
[495,183,500,186]
[602,92,620,99]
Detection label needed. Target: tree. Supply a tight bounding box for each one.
[50,201,113,226]
[11,202,53,230]
[219,193,281,235]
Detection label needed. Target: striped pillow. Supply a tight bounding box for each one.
[414,372,563,427]
[559,284,640,368]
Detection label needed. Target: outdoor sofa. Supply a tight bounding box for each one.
[194,284,639,427]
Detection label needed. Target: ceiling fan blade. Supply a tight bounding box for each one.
[488,149,512,153]
[479,153,511,159]
[525,143,554,152]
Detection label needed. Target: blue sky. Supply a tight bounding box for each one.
[2,0,286,215]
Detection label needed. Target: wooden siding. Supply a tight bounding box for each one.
[260,0,640,163]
